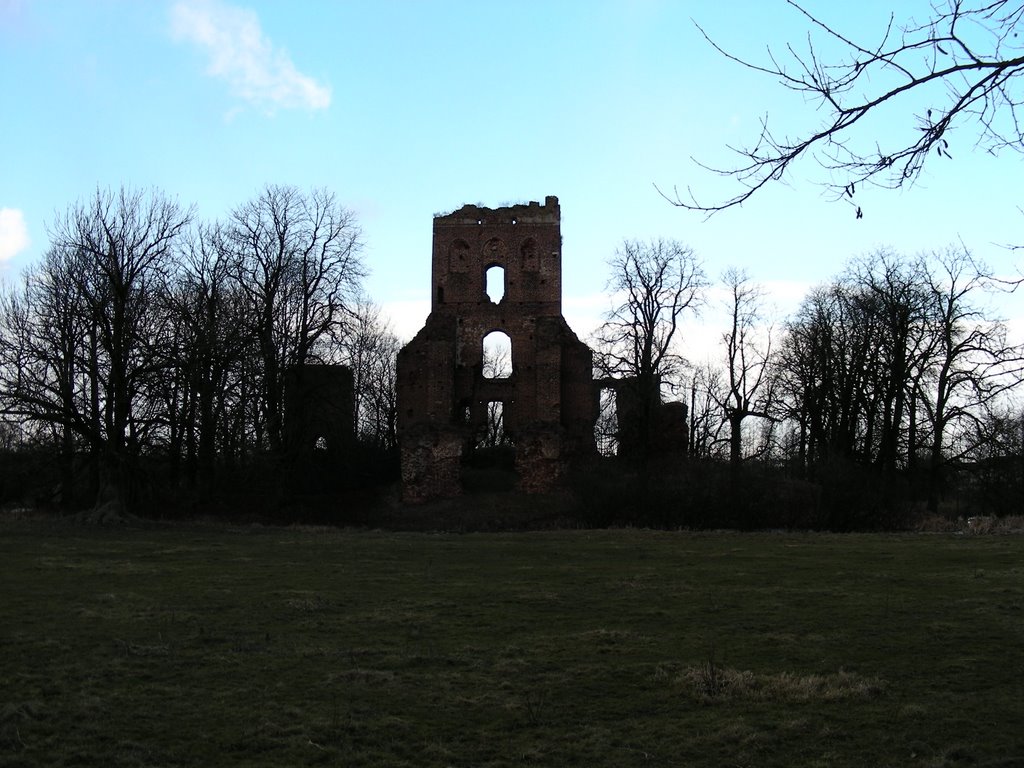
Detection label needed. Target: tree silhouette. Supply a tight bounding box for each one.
[225,185,364,454]
[919,247,1024,511]
[0,187,193,512]
[716,268,775,465]
[669,1,1024,213]
[594,239,706,460]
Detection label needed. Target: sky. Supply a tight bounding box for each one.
[1,0,1020,361]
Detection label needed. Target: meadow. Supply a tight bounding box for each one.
[1,520,1022,767]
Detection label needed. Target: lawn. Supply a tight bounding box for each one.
[1,521,1022,767]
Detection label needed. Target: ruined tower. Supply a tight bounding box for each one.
[396,196,597,502]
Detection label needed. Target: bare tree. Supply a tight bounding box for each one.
[225,185,364,453]
[919,246,1024,510]
[343,300,401,451]
[593,239,707,459]
[960,404,1024,514]
[0,188,192,511]
[0,253,91,502]
[772,245,1023,515]
[848,251,936,472]
[775,281,884,470]
[687,363,727,460]
[66,188,192,509]
[481,331,512,379]
[670,1,1024,213]
[717,268,775,465]
[161,223,254,498]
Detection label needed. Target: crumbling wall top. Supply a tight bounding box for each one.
[435,196,559,226]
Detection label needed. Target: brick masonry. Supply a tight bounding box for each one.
[396,196,598,502]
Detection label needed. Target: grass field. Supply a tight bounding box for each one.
[1,521,1022,767]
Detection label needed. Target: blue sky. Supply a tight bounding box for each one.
[1,0,1020,352]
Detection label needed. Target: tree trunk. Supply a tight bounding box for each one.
[729,411,744,466]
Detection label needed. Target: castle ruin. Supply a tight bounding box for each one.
[396,196,597,502]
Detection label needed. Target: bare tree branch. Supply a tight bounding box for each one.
[666,1,1024,214]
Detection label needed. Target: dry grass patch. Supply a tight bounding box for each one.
[964,514,1024,534]
[915,514,1024,534]
[677,664,886,704]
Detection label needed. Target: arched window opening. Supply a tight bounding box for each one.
[595,387,619,457]
[485,265,505,304]
[314,435,328,452]
[482,331,512,379]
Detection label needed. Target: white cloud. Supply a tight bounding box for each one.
[170,0,331,112]
[0,208,30,262]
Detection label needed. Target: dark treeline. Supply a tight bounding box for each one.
[1,188,1022,529]
[581,240,1021,530]
[0,185,400,521]
[657,247,1024,530]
